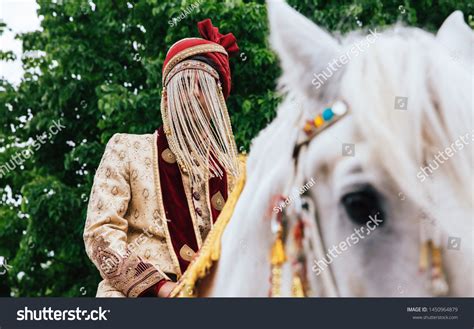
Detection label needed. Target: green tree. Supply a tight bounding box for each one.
[0,0,472,296]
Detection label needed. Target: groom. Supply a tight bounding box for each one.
[83,19,240,297]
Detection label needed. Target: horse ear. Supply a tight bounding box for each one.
[266,0,341,97]
[436,11,473,66]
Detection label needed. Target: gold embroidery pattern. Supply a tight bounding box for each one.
[181,172,203,248]
[194,182,212,242]
[90,236,164,297]
[85,132,206,295]
[162,44,227,83]
[164,60,220,87]
[152,132,182,276]
[84,133,176,296]
[170,156,247,297]
[211,191,225,211]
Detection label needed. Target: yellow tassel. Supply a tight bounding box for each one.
[271,265,283,297]
[291,275,305,297]
[429,243,449,296]
[418,240,430,272]
[270,236,287,265]
[431,245,442,268]
[269,232,286,297]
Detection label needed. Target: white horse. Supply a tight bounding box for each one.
[179,1,473,297]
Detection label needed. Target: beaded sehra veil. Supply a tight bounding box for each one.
[161,60,240,185]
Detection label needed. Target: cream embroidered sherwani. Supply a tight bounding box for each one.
[83,131,232,297]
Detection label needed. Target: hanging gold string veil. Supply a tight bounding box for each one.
[161,59,240,185]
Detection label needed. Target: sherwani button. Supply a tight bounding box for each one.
[195,207,202,216]
[179,244,195,262]
[192,191,200,201]
[161,148,177,164]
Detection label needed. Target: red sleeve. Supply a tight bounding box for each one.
[139,279,169,297]
[155,279,170,296]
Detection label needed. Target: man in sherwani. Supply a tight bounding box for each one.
[83,19,240,297]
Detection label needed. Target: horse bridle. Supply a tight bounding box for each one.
[269,98,450,297]
[268,100,349,297]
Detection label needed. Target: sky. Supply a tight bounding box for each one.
[0,0,41,86]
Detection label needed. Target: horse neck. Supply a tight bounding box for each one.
[202,188,275,297]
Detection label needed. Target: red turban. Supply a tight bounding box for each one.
[162,19,239,99]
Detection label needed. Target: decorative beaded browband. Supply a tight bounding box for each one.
[302,100,349,141]
[293,100,350,153]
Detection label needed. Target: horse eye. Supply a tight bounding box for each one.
[341,187,385,226]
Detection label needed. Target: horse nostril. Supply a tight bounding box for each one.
[341,187,385,226]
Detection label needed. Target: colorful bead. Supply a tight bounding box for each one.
[332,100,348,115]
[314,115,324,128]
[303,121,313,135]
[322,108,334,121]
